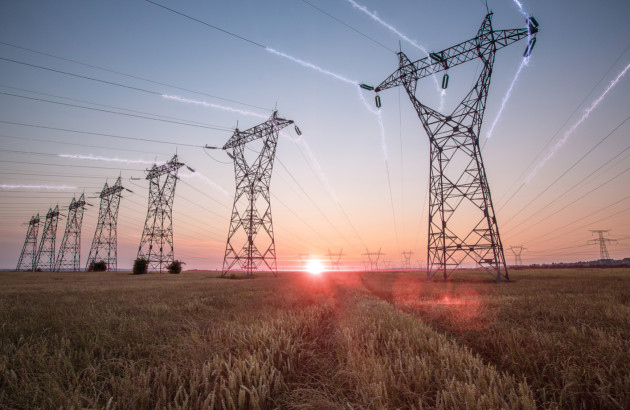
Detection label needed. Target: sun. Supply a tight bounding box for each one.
[305,259,324,275]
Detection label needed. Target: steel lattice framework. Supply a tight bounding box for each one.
[55,194,87,271]
[16,214,40,271]
[509,245,527,266]
[375,13,538,281]
[588,230,616,262]
[35,205,60,271]
[221,111,295,277]
[137,154,185,272]
[86,177,124,271]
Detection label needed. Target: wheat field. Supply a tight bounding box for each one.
[1,268,628,409]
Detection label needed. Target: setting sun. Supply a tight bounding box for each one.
[305,259,324,275]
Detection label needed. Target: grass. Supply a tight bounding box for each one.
[0,268,628,408]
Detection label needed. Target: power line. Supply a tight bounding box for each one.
[0,83,231,129]
[0,40,270,111]
[497,40,630,210]
[299,0,395,53]
[0,91,231,131]
[144,0,266,48]
[0,120,206,147]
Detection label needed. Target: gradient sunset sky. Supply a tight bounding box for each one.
[1,0,629,270]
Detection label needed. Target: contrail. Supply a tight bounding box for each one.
[179,171,230,197]
[527,60,630,183]
[485,58,528,140]
[59,154,153,164]
[1,184,78,190]
[280,131,339,204]
[162,94,268,119]
[266,47,357,86]
[357,87,388,160]
[512,0,529,18]
[346,0,445,108]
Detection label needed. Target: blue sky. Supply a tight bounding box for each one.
[1,0,629,270]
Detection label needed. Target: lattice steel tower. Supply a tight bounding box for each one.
[35,205,60,271]
[55,194,88,271]
[16,214,40,271]
[374,13,538,281]
[220,111,296,277]
[86,177,124,271]
[509,245,527,266]
[588,230,616,262]
[137,154,185,272]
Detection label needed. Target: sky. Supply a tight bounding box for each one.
[1,0,629,270]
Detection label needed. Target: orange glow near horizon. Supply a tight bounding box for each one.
[305,259,325,275]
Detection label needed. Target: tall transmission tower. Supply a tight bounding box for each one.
[373,13,539,281]
[86,177,125,271]
[402,251,414,270]
[35,205,60,271]
[588,230,616,262]
[363,248,384,271]
[509,245,527,266]
[137,154,187,272]
[328,248,345,270]
[55,194,88,271]
[16,214,40,271]
[219,111,296,277]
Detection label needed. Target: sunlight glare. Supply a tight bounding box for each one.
[306,259,325,275]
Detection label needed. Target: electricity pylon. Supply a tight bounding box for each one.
[16,214,40,271]
[86,177,124,271]
[402,251,414,270]
[588,230,616,262]
[137,154,186,272]
[374,13,538,281]
[509,245,527,266]
[55,194,88,271]
[363,248,384,271]
[35,205,60,271]
[220,111,296,277]
[328,248,344,270]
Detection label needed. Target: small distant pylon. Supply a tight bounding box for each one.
[137,154,186,272]
[55,194,88,271]
[509,245,527,266]
[363,248,384,271]
[588,230,616,262]
[16,214,40,271]
[35,205,60,271]
[328,249,344,270]
[86,177,125,271]
[402,251,414,270]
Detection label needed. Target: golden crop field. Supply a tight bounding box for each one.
[1,268,629,409]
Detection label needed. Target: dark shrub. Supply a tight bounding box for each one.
[167,260,184,274]
[132,258,148,275]
[87,260,107,272]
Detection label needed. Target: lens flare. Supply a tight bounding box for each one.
[161,94,268,119]
[59,154,153,164]
[526,61,630,183]
[306,259,325,275]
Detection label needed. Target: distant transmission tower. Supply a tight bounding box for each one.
[402,251,414,270]
[137,154,187,272]
[16,214,40,271]
[55,194,88,271]
[35,205,60,271]
[588,230,616,262]
[86,177,125,271]
[509,245,527,266]
[363,248,384,271]
[328,248,344,270]
[373,13,539,281]
[220,111,297,277]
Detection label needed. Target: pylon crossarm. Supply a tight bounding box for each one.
[376,25,531,92]
[223,112,294,149]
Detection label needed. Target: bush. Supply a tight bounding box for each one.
[167,260,184,274]
[87,260,107,272]
[132,258,148,275]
